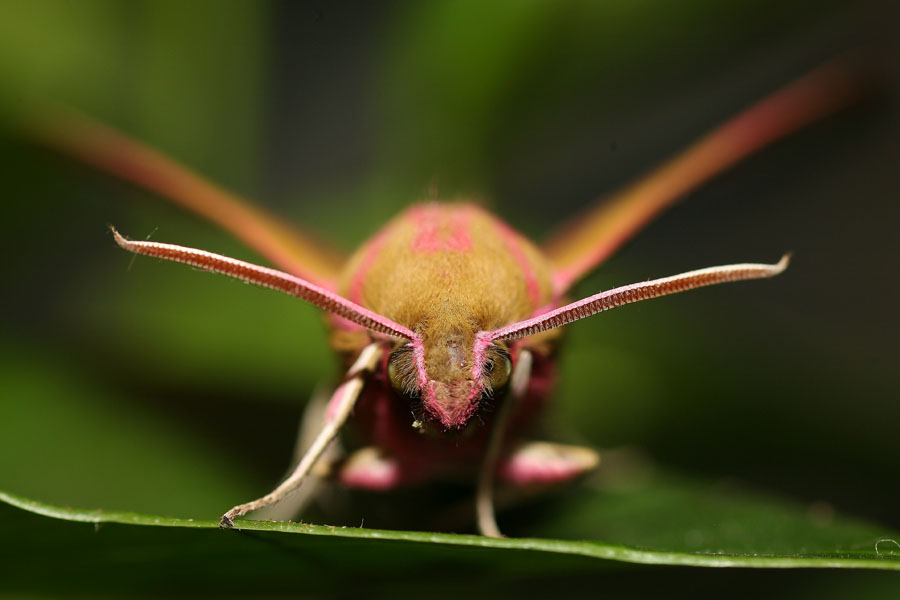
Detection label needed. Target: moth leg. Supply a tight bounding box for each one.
[498,441,599,486]
[337,447,404,490]
[475,349,533,538]
[253,383,340,522]
[220,343,382,528]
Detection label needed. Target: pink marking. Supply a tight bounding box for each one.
[490,216,541,307]
[414,332,485,428]
[411,205,472,253]
[349,228,390,304]
[325,381,350,423]
[411,205,442,252]
[454,332,492,416]
[411,337,429,391]
[421,381,482,428]
[338,455,402,490]
[445,209,472,251]
[499,452,590,485]
[419,333,488,428]
[471,332,492,382]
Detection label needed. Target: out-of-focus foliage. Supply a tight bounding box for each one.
[1,0,899,596]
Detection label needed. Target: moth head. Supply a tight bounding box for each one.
[386,336,513,430]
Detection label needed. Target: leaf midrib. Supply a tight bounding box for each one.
[3,490,898,570]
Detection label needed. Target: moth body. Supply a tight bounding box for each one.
[325,202,563,487]
[39,59,857,534]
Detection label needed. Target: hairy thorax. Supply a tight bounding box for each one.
[333,202,557,428]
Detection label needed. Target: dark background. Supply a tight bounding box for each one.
[1,0,898,595]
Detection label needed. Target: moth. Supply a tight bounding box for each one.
[33,60,860,537]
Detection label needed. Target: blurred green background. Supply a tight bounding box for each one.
[1,0,899,596]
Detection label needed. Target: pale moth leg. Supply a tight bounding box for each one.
[498,442,600,486]
[475,349,533,538]
[254,383,338,522]
[220,343,382,528]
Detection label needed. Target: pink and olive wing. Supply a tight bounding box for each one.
[543,58,865,295]
[27,105,344,288]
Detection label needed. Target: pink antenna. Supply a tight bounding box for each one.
[111,228,416,341]
[487,255,790,342]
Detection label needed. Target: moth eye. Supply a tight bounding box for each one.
[387,345,417,397]
[388,357,403,392]
[485,352,512,390]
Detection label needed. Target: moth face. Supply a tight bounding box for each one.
[387,339,512,429]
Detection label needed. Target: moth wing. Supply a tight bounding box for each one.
[542,58,864,295]
[26,105,344,287]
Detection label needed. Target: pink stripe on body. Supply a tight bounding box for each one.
[411,205,472,253]
[412,337,430,394]
[490,217,542,309]
[349,227,390,305]
[325,379,352,423]
[445,209,472,251]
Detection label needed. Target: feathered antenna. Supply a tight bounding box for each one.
[486,255,790,342]
[110,228,416,341]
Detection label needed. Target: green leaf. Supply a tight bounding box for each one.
[0,343,259,516]
[3,469,898,572]
[5,340,893,575]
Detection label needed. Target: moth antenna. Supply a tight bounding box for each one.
[488,255,790,342]
[111,227,416,341]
